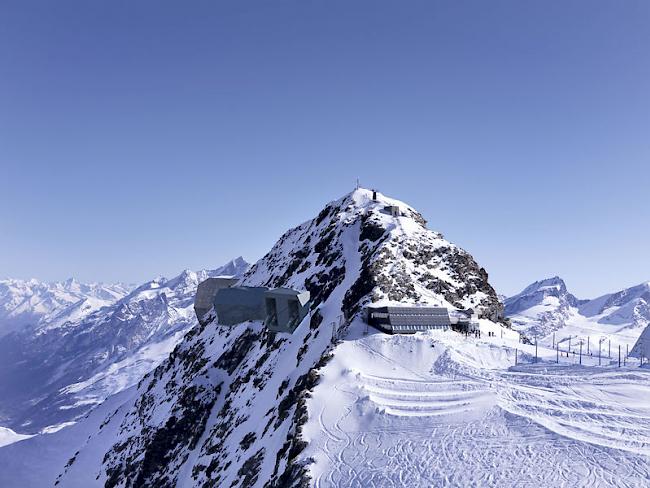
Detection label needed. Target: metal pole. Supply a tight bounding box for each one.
[553,332,555,349]
[579,341,582,365]
[608,339,611,358]
[625,344,627,366]
[618,345,621,367]
[587,336,590,355]
[515,348,518,366]
[535,338,538,363]
[556,342,559,364]
[599,340,602,366]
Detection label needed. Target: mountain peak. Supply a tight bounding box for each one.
[244,187,498,318]
[210,257,250,278]
[504,276,580,327]
[530,276,567,291]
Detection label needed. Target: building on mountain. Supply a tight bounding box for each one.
[264,288,311,333]
[449,309,479,333]
[365,305,452,334]
[213,286,268,326]
[195,280,311,332]
[630,324,650,364]
[383,205,401,217]
[194,277,240,325]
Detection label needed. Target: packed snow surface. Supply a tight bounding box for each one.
[304,323,650,487]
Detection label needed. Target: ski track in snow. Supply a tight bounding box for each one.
[305,330,650,488]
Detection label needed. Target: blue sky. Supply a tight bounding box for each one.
[1,0,648,298]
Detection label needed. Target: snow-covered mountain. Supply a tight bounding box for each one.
[0,278,131,337]
[579,281,650,328]
[504,276,584,337]
[1,189,649,488]
[21,188,510,487]
[505,277,650,349]
[0,258,249,434]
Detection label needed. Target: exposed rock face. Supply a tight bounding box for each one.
[343,195,504,322]
[55,189,506,487]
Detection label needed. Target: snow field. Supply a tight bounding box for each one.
[303,325,650,488]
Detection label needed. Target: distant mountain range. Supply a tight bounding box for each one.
[0,257,249,434]
[0,278,131,337]
[505,276,650,349]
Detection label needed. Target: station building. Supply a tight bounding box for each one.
[365,305,452,334]
[193,279,311,334]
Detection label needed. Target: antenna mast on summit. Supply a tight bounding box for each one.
[356,178,360,190]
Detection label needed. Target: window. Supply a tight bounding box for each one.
[265,298,278,327]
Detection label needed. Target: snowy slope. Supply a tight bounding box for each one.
[580,282,650,328]
[0,278,131,337]
[303,326,650,487]
[40,188,508,488]
[506,278,650,353]
[0,427,33,448]
[0,258,249,435]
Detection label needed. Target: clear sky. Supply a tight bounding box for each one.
[1,0,648,298]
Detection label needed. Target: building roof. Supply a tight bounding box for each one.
[265,287,305,296]
[265,288,310,305]
[367,305,451,327]
[368,305,449,314]
[194,277,240,309]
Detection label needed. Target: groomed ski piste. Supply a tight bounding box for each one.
[303,322,650,488]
